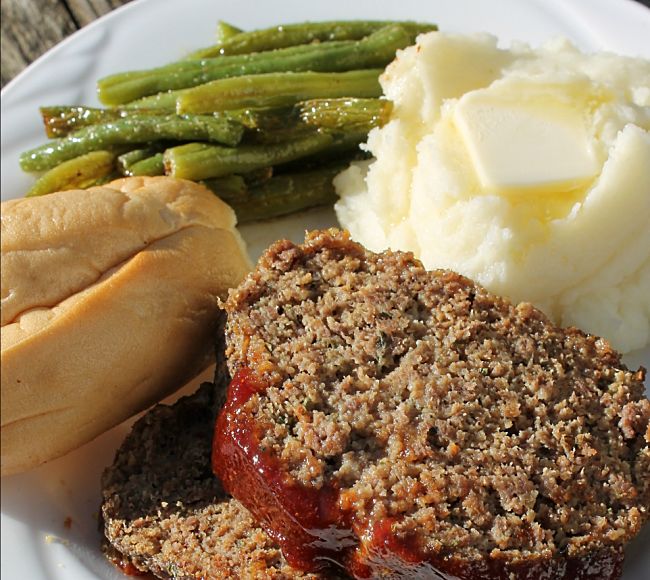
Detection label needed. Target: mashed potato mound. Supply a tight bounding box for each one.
[335,33,650,353]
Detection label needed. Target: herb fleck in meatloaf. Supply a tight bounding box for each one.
[100,367,331,578]
[214,229,650,579]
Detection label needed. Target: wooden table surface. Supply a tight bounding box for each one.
[1,0,131,87]
[2,0,649,88]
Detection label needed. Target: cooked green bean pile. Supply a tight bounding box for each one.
[20,20,436,222]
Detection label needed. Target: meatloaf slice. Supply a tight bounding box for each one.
[100,333,333,580]
[214,229,649,579]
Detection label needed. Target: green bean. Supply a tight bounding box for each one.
[215,20,243,43]
[177,69,381,114]
[41,106,113,138]
[40,106,177,137]
[117,146,160,174]
[123,92,274,132]
[100,43,334,99]
[98,25,418,106]
[241,166,274,185]
[244,125,314,146]
[164,131,335,180]
[212,164,345,223]
[26,151,116,197]
[129,153,165,176]
[20,115,244,172]
[220,106,294,130]
[202,174,249,200]
[188,20,436,59]
[276,129,369,173]
[125,97,291,136]
[200,167,275,200]
[124,90,185,110]
[298,97,393,131]
[202,167,273,200]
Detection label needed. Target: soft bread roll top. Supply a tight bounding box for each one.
[1,175,238,327]
[1,177,251,476]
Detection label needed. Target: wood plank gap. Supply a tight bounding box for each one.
[60,0,83,29]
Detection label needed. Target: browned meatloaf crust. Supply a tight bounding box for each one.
[215,228,650,579]
[100,351,337,579]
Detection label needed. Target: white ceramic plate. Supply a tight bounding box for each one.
[1,0,649,578]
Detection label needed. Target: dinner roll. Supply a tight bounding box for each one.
[1,177,251,476]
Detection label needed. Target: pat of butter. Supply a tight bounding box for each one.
[454,90,599,194]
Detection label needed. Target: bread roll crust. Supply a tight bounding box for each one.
[1,177,251,476]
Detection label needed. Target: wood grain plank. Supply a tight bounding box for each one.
[1,0,132,87]
[65,0,132,27]
[1,0,78,86]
